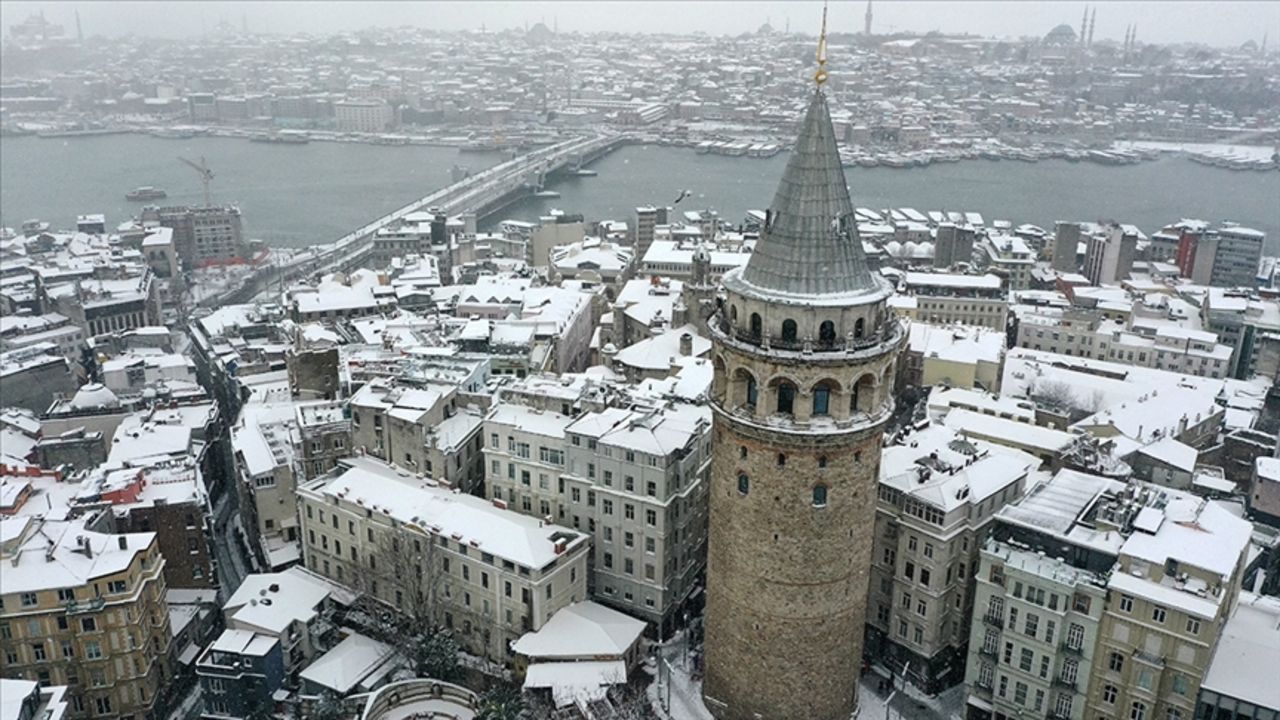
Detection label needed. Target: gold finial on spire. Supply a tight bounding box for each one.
[815,1,830,86]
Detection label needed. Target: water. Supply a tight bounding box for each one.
[496,144,1280,251]
[3,134,1277,252]
[0,134,504,246]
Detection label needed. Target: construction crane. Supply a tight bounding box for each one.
[178,156,214,207]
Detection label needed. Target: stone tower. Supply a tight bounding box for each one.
[701,26,906,720]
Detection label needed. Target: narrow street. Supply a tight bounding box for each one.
[210,489,250,597]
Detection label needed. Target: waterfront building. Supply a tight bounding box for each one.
[933,223,976,269]
[1051,222,1083,273]
[297,456,590,664]
[0,517,172,720]
[145,205,247,269]
[701,38,907,718]
[1178,224,1267,289]
[333,98,394,133]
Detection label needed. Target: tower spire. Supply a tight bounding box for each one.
[1080,6,1089,46]
[815,1,830,86]
[865,0,873,36]
[1088,7,1096,47]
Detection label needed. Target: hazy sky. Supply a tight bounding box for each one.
[4,1,1277,47]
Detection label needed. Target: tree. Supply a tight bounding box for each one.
[308,691,349,720]
[474,684,524,720]
[410,625,461,682]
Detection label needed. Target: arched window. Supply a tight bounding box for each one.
[776,381,796,415]
[818,455,828,468]
[781,319,798,343]
[739,446,748,459]
[812,484,828,507]
[813,384,831,416]
[819,320,836,347]
[853,374,875,414]
[730,305,738,324]
[777,453,787,467]
[746,376,758,407]
[749,313,762,339]
[737,473,749,495]
[854,317,866,340]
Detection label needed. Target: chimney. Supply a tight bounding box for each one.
[679,332,693,356]
[117,536,127,550]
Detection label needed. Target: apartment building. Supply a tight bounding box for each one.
[893,272,1008,331]
[981,234,1036,291]
[349,378,485,493]
[297,457,590,664]
[1084,489,1252,720]
[866,424,1041,692]
[964,469,1125,720]
[1178,225,1266,289]
[0,517,172,720]
[903,321,1006,392]
[483,399,712,635]
[333,98,394,133]
[144,205,246,269]
[1014,307,1233,379]
[1082,225,1138,286]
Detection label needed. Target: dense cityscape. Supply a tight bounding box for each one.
[1,3,1279,720]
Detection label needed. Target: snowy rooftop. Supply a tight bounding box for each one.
[511,601,645,660]
[299,632,396,694]
[308,457,586,570]
[486,403,576,440]
[1201,592,1280,709]
[943,408,1075,454]
[881,424,1040,513]
[909,322,1005,365]
[0,517,155,594]
[224,566,352,635]
[613,324,711,372]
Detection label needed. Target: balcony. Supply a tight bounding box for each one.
[978,645,999,660]
[1060,642,1083,656]
[1052,676,1077,692]
[982,613,1004,629]
[64,598,105,614]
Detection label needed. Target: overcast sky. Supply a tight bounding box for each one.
[4,1,1277,47]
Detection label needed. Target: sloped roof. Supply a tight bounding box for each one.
[734,88,879,300]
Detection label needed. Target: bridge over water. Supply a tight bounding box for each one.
[203,132,627,306]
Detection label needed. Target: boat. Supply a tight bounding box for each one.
[251,131,309,145]
[126,186,167,201]
[534,190,561,198]
[571,168,598,177]
[150,128,196,139]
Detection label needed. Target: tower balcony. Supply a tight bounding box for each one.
[714,314,905,363]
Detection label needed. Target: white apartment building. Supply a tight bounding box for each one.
[483,399,712,635]
[892,272,1009,331]
[297,457,590,664]
[333,98,394,132]
[867,423,1042,692]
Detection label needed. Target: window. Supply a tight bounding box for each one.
[812,485,828,507]
[1119,594,1134,613]
[20,592,37,607]
[1171,674,1189,696]
[81,618,96,632]
[85,641,102,659]
[1102,684,1117,704]
[1151,605,1166,623]
[1024,613,1039,638]
[781,319,798,343]
[1136,669,1153,690]
[1014,681,1027,706]
[646,509,657,526]
[776,382,796,415]
[1019,648,1034,672]
[1067,623,1084,650]
[1185,617,1200,635]
[749,313,762,338]
[819,320,836,347]
[1054,693,1073,718]
[1108,652,1124,673]
[813,385,831,415]
[1131,701,1147,720]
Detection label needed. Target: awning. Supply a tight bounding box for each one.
[177,643,200,665]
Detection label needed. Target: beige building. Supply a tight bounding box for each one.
[0,517,172,720]
[333,98,394,132]
[1084,489,1252,720]
[904,321,1005,392]
[297,457,590,664]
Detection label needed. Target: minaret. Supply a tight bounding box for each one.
[1087,7,1096,47]
[865,0,873,36]
[1080,6,1089,46]
[75,10,82,42]
[702,6,905,720]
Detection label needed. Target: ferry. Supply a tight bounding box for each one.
[125,186,167,201]
[251,131,310,145]
[533,190,561,198]
[150,128,197,140]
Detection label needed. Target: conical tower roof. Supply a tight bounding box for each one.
[737,88,879,299]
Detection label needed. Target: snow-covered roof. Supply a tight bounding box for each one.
[224,566,349,635]
[523,660,626,708]
[511,601,645,660]
[1133,437,1198,473]
[1202,592,1280,709]
[299,632,396,694]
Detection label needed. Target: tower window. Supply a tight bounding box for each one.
[777,453,786,467]
[855,317,866,339]
[781,319,798,343]
[818,456,828,468]
[813,485,828,507]
[813,384,831,416]
[746,376,758,407]
[737,473,749,495]
[749,313,762,339]
[819,320,836,347]
[777,381,796,415]
[739,446,748,459]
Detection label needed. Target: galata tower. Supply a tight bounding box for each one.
[702,11,906,720]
